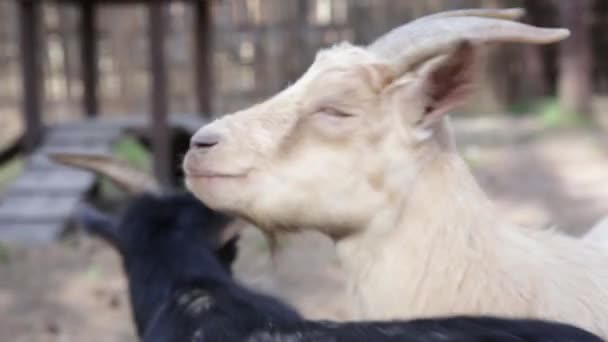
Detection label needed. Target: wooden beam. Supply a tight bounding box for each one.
[18,0,43,153]
[193,0,213,118]
[148,1,172,187]
[52,0,202,3]
[80,2,99,117]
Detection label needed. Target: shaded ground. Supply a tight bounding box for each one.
[1,118,608,341]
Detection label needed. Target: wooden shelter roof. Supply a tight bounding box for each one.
[24,0,208,3]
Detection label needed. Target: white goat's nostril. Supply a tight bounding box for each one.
[190,131,221,150]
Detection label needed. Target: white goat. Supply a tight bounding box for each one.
[585,216,608,247]
[183,8,608,338]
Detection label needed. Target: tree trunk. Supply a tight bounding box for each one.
[518,0,557,99]
[557,0,593,116]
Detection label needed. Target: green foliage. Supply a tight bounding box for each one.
[510,97,592,128]
[0,157,24,195]
[537,98,592,128]
[100,135,152,198]
[113,135,152,172]
[0,243,10,265]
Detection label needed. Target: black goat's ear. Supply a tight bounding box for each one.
[218,219,246,245]
[216,236,239,273]
[75,203,121,247]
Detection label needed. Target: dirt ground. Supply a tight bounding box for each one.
[1,119,608,342]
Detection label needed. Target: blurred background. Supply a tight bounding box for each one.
[1,0,608,341]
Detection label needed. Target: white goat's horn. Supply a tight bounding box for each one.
[49,153,161,195]
[369,8,526,56]
[369,14,569,73]
[413,8,525,22]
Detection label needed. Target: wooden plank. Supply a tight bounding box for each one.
[0,112,209,244]
[80,1,99,117]
[18,0,43,153]
[38,144,112,155]
[149,2,172,187]
[7,169,95,195]
[44,131,122,146]
[45,124,122,143]
[0,222,65,245]
[0,195,82,223]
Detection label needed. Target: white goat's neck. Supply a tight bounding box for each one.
[336,141,500,318]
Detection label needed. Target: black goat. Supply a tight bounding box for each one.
[78,192,603,342]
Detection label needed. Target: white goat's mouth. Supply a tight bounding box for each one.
[183,150,251,180]
[185,171,247,179]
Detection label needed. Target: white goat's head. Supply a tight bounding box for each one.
[184,8,569,238]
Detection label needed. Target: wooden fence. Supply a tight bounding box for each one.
[0,0,606,119]
[0,0,513,121]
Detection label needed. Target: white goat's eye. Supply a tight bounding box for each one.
[318,107,354,118]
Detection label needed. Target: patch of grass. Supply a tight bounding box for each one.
[0,157,24,195]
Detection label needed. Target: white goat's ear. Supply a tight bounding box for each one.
[359,63,395,92]
[413,41,477,130]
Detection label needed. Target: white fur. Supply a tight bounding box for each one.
[585,216,608,247]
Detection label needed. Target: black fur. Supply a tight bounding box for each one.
[78,192,603,342]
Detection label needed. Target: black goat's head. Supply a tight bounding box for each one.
[77,193,240,271]
[49,153,243,271]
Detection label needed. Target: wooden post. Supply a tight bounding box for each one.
[194,0,213,118]
[149,1,171,187]
[18,0,43,153]
[286,0,307,81]
[81,2,98,117]
[558,0,593,116]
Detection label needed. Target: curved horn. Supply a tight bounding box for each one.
[369,8,527,56]
[49,153,161,195]
[368,16,569,73]
[413,8,525,22]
